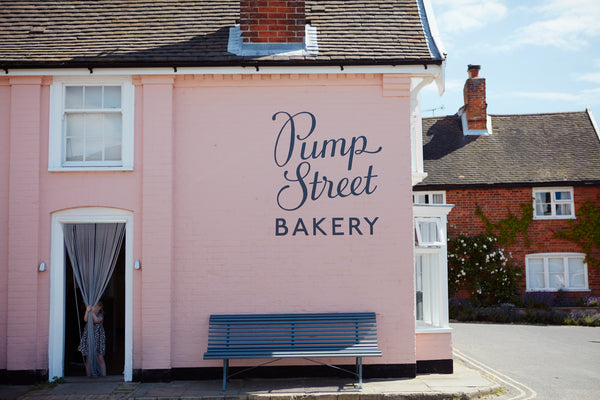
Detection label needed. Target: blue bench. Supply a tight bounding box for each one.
[203,312,382,390]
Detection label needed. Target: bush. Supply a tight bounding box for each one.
[448,233,522,306]
[450,297,600,326]
[520,291,556,310]
[584,296,600,307]
[564,311,600,327]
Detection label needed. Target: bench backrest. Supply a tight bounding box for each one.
[204,312,381,359]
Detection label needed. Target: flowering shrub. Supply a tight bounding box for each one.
[520,291,557,310]
[584,296,600,307]
[448,233,522,306]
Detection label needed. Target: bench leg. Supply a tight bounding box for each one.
[222,359,229,391]
[357,357,363,389]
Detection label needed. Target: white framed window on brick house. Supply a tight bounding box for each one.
[413,191,446,205]
[49,76,134,171]
[533,188,574,219]
[414,204,453,331]
[526,253,588,291]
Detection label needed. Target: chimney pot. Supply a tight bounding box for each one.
[467,64,481,79]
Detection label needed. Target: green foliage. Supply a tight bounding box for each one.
[554,196,600,269]
[475,203,533,246]
[448,233,522,306]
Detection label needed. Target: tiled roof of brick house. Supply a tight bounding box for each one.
[417,110,600,189]
[0,0,444,69]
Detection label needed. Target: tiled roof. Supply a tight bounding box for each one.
[417,111,600,189]
[0,0,442,69]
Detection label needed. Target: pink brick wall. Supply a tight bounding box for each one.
[0,72,447,375]
[0,79,9,370]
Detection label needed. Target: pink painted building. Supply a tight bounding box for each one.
[0,1,452,384]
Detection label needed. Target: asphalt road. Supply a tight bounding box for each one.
[451,322,600,399]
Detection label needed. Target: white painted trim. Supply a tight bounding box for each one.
[532,187,575,220]
[4,64,443,77]
[228,24,318,57]
[587,107,600,143]
[49,76,134,171]
[415,327,453,334]
[419,0,446,95]
[49,208,134,381]
[525,253,589,292]
[413,190,446,205]
[413,204,453,330]
[458,110,492,136]
[410,76,435,185]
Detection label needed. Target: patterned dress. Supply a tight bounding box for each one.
[77,313,106,356]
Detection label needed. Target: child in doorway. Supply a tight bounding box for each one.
[77,301,106,376]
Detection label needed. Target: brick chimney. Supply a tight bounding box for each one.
[240,1,306,44]
[463,64,487,131]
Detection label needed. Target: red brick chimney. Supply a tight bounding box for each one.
[240,1,305,44]
[463,64,487,130]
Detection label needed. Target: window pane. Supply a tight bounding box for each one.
[555,191,571,201]
[84,86,102,109]
[66,114,85,137]
[104,113,122,136]
[555,203,572,216]
[104,136,122,161]
[86,137,103,161]
[528,259,545,289]
[431,194,444,204]
[548,258,565,289]
[568,258,585,288]
[65,86,84,109]
[535,192,552,216]
[415,256,423,321]
[413,194,426,204]
[66,138,84,161]
[103,86,121,108]
[86,114,103,138]
[418,220,440,243]
[415,253,438,325]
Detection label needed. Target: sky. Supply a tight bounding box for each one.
[420,0,600,118]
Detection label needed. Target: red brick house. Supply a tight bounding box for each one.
[415,65,600,298]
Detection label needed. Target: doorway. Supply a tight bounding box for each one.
[64,233,126,376]
[49,207,133,381]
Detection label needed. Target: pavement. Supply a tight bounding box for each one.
[0,359,502,400]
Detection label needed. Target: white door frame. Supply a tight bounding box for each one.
[49,207,134,381]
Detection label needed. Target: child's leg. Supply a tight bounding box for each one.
[97,354,106,376]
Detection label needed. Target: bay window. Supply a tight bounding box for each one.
[414,204,453,330]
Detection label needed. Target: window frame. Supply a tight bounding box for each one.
[413,204,453,332]
[49,76,134,171]
[413,191,446,205]
[525,253,589,292]
[532,187,575,220]
[414,217,445,247]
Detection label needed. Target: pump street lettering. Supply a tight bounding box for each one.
[275,217,379,236]
[273,111,381,212]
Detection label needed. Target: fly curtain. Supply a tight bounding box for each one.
[63,223,126,377]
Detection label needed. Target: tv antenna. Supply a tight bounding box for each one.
[423,105,444,116]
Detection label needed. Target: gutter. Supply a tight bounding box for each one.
[1,63,444,77]
[415,180,600,191]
